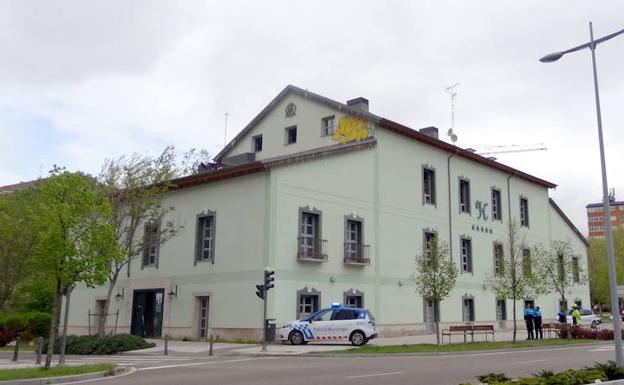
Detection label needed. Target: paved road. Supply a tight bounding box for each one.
[74,343,621,385]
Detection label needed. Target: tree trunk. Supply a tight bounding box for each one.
[435,301,441,346]
[512,298,517,344]
[98,276,117,337]
[44,291,62,369]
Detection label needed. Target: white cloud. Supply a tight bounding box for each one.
[0,0,623,234]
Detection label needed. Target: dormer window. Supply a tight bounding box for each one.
[285,126,297,145]
[321,116,335,136]
[253,135,263,152]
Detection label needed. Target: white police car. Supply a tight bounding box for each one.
[278,303,377,346]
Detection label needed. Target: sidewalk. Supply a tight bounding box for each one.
[123,339,253,355]
[122,329,535,356]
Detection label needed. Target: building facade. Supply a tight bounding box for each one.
[587,198,624,238]
[67,85,590,340]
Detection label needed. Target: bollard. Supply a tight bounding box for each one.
[35,337,43,365]
[209,334,213,356]
[164,334,168,355]
[12,337,20,362]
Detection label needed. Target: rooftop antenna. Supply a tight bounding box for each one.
[224,112,229,147]
[445,82,460,143]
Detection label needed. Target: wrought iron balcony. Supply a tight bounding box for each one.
[297,237,328,262]
[343,243,371,265]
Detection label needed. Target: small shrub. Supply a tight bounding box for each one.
[534,369,555,379]
[513,377,546,385]
[0,312,50,346]
[45,334,155,355]
[593,361,624,380]
[477,373,511,384]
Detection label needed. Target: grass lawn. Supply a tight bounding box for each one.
[326,338,603,354]
[0,363,114,381]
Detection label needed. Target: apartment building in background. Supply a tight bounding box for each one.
[586,194,624,238]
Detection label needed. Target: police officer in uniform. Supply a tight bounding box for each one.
[533,306,543,339]
[524,303,534,340]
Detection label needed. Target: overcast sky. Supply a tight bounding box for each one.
[1,1,622,234]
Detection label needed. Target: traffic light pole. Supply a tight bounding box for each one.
[262,286,268,352]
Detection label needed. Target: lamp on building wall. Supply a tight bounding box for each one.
[168,284,178,299]
[329,276,336,283]
[398,281,403,287]
[115,288,124,301]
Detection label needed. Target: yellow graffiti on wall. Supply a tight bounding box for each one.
[331,116,369,144]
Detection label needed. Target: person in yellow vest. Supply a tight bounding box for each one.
[571,304,581,326]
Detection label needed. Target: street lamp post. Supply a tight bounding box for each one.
[540,22,624,367]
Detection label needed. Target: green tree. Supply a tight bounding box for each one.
[411,236,458,345]
[0,186,42,313]
[588,228,624,309]
[96,147,209,336]
[35,171,119,369]
[534,240,587,312]
[486,221,541,343]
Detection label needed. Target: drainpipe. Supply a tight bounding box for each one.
[506,174,515,243]
[447,152,458,261]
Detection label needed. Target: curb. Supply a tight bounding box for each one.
[232,341,610,358]
[0,366,132,385]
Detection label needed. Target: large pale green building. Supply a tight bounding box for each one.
[68,85,589,340]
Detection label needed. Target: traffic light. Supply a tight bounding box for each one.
[264,268,275,290]
[255,284,265,300]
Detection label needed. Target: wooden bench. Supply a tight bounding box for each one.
[472,325,495,342]
[441,325,472,343]
[441,325,496,343]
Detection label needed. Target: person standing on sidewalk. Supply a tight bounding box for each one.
[571,304,581,327]
[558,307,567,324]
[524,303,535,340]
[533,306,543,339]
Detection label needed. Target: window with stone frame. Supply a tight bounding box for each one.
[423,231,437,265]
[493,242,504,276]
[462,296,475,322]
[285,126,297,145]
[572,256,580,283]
[460,237,472,273]
[142,221,160,267]
[423,167,436,205]
[195,213,216,263]
[491,188,502,221]
[459,179,471,213]
[298,294,319,319]
[253,135,263,152]
[321,116,335,136]
[520,197,529,227]
[522,248,532,277]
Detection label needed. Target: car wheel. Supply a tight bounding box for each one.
[350,330,367,346]
[591,321,598,329]
[289,330,305,345]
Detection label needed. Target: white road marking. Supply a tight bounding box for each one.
[139,357,273,371]
[345,371,405,379]
[516,359,549,364]
[589,346,615,352]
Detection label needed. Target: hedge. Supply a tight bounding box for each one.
[464,361,624,385]
[44,334,155,355]
[0,312,51,346]
[558,324,623,340]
